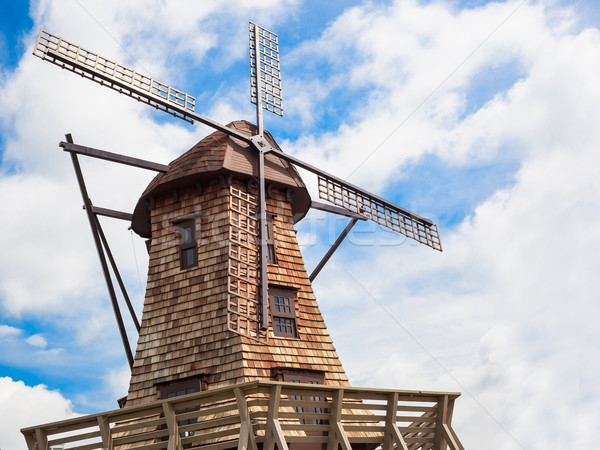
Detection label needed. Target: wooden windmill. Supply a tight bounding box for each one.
[21,25,464,450]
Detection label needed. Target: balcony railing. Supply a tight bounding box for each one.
[21,380,464,450]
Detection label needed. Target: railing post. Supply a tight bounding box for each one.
[98,415,113,450]
[327,388,351,450]
[235,387,258,450]
[383,392,409,450]
[163,402,182,450]
[264,384,288,450]
[35,428,48,450]
[434,395,449,450]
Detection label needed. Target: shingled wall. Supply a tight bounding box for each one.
[126,175,348,407]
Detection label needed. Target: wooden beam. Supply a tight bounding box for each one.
[162,402,182,450]
[91,206,133,222]
[434,395,449,450]
[235,387,258,450]
[22,432,37,450]
[97,415,113,450]
[327,389,351,450]
[442,424,465,450]
[60,141,170,172]
[310,200,365,220]
[309,217,359,282]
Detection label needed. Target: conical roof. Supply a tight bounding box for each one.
[131,120,311,237]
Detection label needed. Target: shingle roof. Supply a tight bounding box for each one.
[131,120,311,237]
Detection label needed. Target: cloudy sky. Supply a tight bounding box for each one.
[1,0,599,448]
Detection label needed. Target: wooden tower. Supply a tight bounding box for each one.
[125,120,349,407]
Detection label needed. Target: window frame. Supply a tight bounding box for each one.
[177,219,198,270]
[269,288,298,338]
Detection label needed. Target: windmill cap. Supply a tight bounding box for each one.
[131,120,311,238]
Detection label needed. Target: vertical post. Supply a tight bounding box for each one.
[163,402,182,450]
[34,428,48,450]
[383,392,408,450]
[97,415,113,450]
[327,388,351,450]
[434,395,449,450]
[258,149,269,330]
[264,385,288,450]
[234,387,258,450]
[66,134,134,369]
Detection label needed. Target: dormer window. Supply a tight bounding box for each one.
[178,219,198,269]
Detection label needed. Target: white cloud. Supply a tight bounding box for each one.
[25,334,47,349]
[103,363,131,401]
[0,324,22,338]
[0,377,77,450]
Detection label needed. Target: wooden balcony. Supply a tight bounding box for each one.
[21,380,464,450]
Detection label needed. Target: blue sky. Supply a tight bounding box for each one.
[2,0,600,448]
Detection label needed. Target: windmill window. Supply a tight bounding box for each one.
[265,215,277,264]
[270,289,297,338]
[178,219,198,269]
[282,372,325,426]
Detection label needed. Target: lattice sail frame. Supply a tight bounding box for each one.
[33,29,196,123]
[318,176,442,251]
[249,23,283,116]
[227,187,268,343]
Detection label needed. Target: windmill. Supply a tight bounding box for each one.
[21,25,463,450]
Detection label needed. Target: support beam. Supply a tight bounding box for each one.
[309,218,359,282]
[95,215,141,332]
[60,141,169,172]
[310,200,364,220]
[91,206,133,222]
[235,387,258,450]
[23,432,36,450]
[66,134,134,369]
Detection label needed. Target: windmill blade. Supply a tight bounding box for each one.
[249,23,283,117]
[266,146,443,251]
[32,29,252,144]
